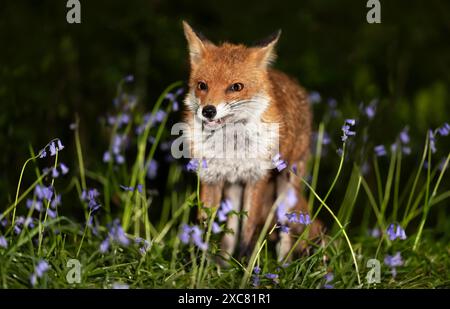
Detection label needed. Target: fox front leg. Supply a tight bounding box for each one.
[239,176,274,259]
[198,182,223,222]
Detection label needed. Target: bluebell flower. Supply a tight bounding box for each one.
[100,239,110,253]
[155,110,166,122]
[324,272,334,289]
[51,195,61,209]
[27,199,43,212]
[276,202,288,223]
[308,91,321,104]
[60,163,69,175]
[178,224,208,250]
[337,148,343,157]
[51,168,59,178]
[437,123,450,136]
[103,151,111,163]
[341,119,356,142]
[202,158,208,169]
[115,154,125,164]
[30,260,50,286]
[147,160,158,179]
[0,236,7,248]
[265,273,279,284]
[179,224,192,244]
[252,275,260,287]
[374,145,387,157]
[137,184,143,194]
[124,74,134,83]
[272,153,287,172]
[135,237,151,254]
[253,266,261,275]
[363,100,377,119]
[217,199,233,222]
[429,130,436,153]
[369,227,381,238]
[57,139,64,151]
[400,127,410,144]
[280,225,290,233]
[49,142,57,156]
[386,223,406,241]
[186,158,199,172]
[39,149,47,158]
[112,283,129,289]
[46,209,56,218]
[384,252,404,278]
[212,222,222,234]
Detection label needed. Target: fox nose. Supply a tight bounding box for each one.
[202,105,217,119]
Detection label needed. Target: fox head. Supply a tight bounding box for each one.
[182,21,281,130]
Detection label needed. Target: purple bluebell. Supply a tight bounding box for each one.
[46,209,56,218]
[30,260,50,286]
[124,75,134,83]
[217,199,233,222]
[402,146,411,155]
[280,225,290,233]
[212,222,222,234]
[113,283,129,289]
[115,154,125,164]
[386,223,406,241]
[51,195,61,209]
[369,227,381,238]
[60,163,69,175]
[137,184,143,194]
[253,266,261,275]
[437,123,449,136]
[374,145,387,157]
[324,272,334,289]
[52,168,59,178]
[384,252,403,278]
[400,127,410,144]
[39,149,47,158]
[252,275,260,287]
[429,130,437,153]
[147,160,158,179]
[364,100,377,119]
[103,151,111,163]
[49,142,57,156]
[178,224,208,250]
[272,153,287,172]
[100,239,110,253]
[135,237,151,254]
[27,199,43,212]
[308,91,321,104]
[341,119,356,142]
[179,224,192,244]
[57,139,64,151]
[155,110,166,122]
[202,158,208,169]
[0,236,7,248]
[186,159,199,172]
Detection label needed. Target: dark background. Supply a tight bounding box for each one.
[0,0,449,204]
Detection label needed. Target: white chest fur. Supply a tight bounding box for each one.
[190,118,279,184]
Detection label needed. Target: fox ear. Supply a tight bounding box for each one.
[252,30,282,67]
[182,21,213,67]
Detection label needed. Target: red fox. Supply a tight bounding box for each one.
[182,21,323,260]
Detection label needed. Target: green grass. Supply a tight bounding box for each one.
[0,80,448,289]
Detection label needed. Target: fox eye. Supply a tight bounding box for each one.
[229,83,244,92]
[197,81,208,91]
